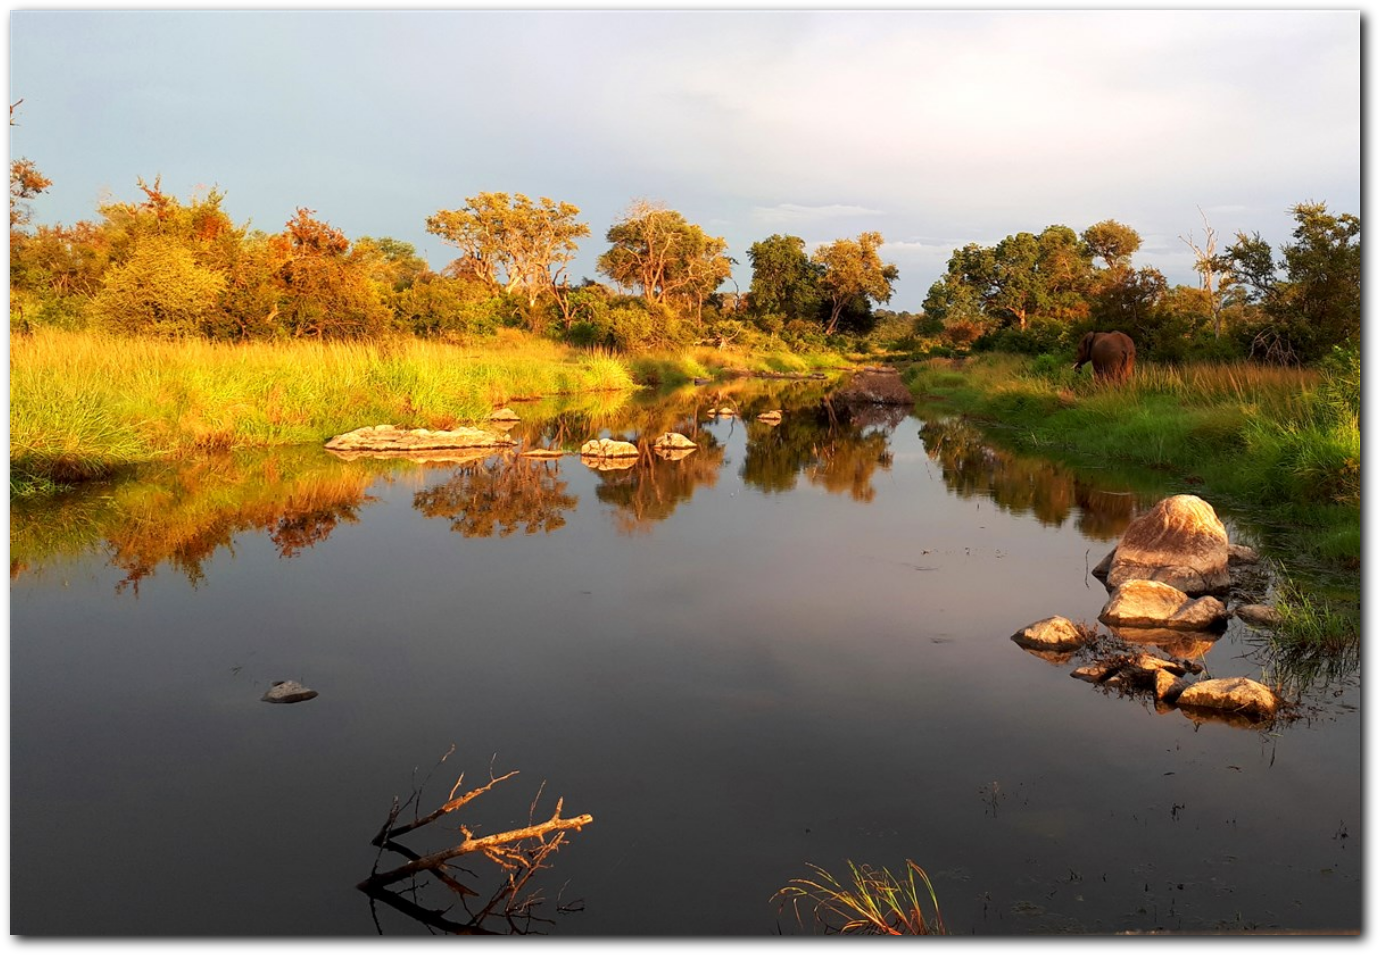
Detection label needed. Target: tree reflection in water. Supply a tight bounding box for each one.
[918,417,1143,541]
[741,399,898,503]
[592,435,726,535]
[413,456,578,537]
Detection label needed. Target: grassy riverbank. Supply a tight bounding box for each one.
[903,353,1361,567]
[9,329,636,493]
[9,329,852,495]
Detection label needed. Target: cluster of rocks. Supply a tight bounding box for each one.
[327,416,709,471]
[1011,494,1287,726]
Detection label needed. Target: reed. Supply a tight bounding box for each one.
[775,859,946,935]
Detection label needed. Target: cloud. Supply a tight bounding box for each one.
[751,203,885,225]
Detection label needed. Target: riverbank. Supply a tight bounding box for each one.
[8,329,851,495]
[902,353,1361,569]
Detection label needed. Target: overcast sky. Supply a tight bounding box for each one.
[8,9,1361,307]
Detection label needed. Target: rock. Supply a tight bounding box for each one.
[1227,543,1260,565]
[325,424,515,456]
[652,432,697,451]
[1071,663,1117,683]
[579,438,639,459]
[1010,616,1088,650]
[1234,603,1283,627]
[1104,495,1230,595]
[1125,653,1188,677]
[262,680,318,704]
[1153,670,1187,703]
[520,447,565,459]
[1099,579,1228,631]
[1091,548,1115,581]
[716,407,736,417]
[692,377,712,385]
[489,408,520,421]
[757,410,783,424]
[1176,676,1281,722]
[834,369,914,405]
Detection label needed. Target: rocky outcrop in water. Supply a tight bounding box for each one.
[1011,616,1088,650]
[326,424,515,457]
[756,410,783,425]
[834,367,913,405]
[653,432,696,451]
[1093,494,1231,595]
[1176,677,1281,721]
[1099,579,1228,630]
[1234,603,1283,627]
[579,438,639,459]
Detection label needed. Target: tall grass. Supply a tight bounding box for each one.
[10,329,637,491]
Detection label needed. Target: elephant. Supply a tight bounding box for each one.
[1073,331,1136,383]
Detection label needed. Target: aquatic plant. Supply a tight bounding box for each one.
[775,859,946,935]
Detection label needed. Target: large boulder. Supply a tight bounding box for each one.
[1099,579,1228,630]
[1103,495,1231,595]
[1176,677,1281,722]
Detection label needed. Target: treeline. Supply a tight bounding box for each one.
[919,207,1359,366]
[9,152,1358,365]
[7,165,901,352]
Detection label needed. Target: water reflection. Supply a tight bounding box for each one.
[10,448,382,593]
[918,417,1143,540]
[741,400,896,503]
[414,457,578,537]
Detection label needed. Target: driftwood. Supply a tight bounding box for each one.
[358,751,593,935]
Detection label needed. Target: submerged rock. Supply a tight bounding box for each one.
[1234,603,1283,628]
[1104,495,1231,595]
[1227,543,1260,565]
[1099,579,1228,631]
[262,680,318,704]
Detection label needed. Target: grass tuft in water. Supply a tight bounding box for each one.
[775,859,946,935]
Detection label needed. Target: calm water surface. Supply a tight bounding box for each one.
[10,380,1361,935]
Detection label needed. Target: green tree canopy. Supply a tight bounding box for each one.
[1081,219,1142,269]
[746,233,824,324]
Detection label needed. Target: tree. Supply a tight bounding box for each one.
[426,192,589,308]
[1222,202,1359,364]
[90,235,226,336]
[1081,219,1141,270]
[8,99,50,235]
[272,208,390,339]
[597,200,732,322]
[746,234,824,324]
[812,232,899,335]
[923,226,1091,341]
[1179,208,1225,338]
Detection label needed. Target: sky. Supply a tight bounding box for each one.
[7,8,1362,308]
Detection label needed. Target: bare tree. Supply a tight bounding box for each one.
[1180,207,1224,338]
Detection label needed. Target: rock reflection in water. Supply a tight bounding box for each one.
[919,417,1143,540]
